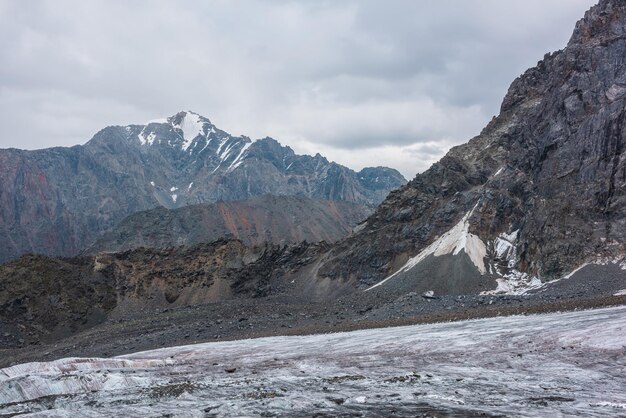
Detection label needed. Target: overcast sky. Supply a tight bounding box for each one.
[0,0,597,179]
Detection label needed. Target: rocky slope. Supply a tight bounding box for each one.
[2,237,624,353]
[0,113,405,263]
[0,239,332,346]
[315,0,626,294]
[86,195,370,253]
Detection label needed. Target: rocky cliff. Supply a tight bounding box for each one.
[316,0,626,293]
[0,113,405,263]
[87,195,371,253]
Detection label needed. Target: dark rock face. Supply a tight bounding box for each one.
[87,195,371,253]
[0,113,405,263]
[318,0,626,288]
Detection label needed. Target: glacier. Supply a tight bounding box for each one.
[1,306,625,416]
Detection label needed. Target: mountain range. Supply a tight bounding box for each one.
[0,114,405,263]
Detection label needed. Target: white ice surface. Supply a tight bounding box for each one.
[2,306,625,417]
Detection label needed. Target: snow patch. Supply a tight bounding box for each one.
[483,230,543,295]
[173,112,207,151]
[614,289,626,296]
[187,182,193,191]
[493,167,505,177]
[150,181,155,187]
[491,256,626,296]
[171,194,177,203]
[215,138,228,157]
[137,129,157,146]
[563,262,591,280]
[487,274,543,295]
[170,186,178,192]
[367,203,486,291]
[219,142,236,161]
[227,142,252,171]
[136,112,213,152]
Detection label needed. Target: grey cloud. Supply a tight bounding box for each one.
[0,0,597,178]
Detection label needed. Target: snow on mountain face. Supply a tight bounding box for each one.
[227,141,252,171]
[137,130,156,146]
[1,306,625,416]
[0,109,406,263]
[482,230,543,295]
[137,111,218,152]
[368,203,487,291]
[173,111,208,151]
[365,203,548,295]
[366,205,619,295]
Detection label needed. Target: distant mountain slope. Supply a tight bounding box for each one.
[86,195,371,253]
[316,0,626,294]
[0,113,405,263]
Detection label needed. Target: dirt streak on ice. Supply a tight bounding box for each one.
[1,306,625,417]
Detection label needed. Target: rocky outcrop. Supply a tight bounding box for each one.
[0,113,405,263]
[0,239,329,345]
[316,0,626,292]
[87,195,371,253]
[0,254,117,343]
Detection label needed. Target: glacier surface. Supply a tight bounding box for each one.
[1,306,625,416]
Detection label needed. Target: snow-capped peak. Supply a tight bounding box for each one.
[170,111,209,151]
[137,111,214,151]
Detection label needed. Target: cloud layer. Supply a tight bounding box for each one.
[0,0,597,178]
